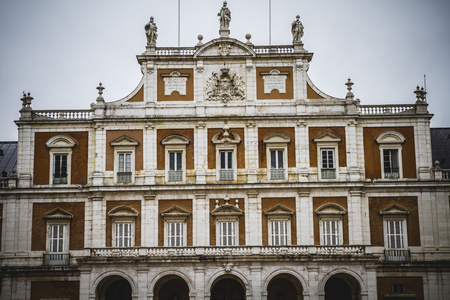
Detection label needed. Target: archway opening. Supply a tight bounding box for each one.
[96,275,132,300]
[267,274,303,300]
[154,275,190,300]
[325,273,361,300]
[211,276,246,300]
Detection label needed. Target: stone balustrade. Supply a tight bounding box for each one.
[254,45,294,54]
[89,245,367,258]
[442,170,450,180]
[155,47,196,56]
[32,110,93,120]
[359,104,416,115]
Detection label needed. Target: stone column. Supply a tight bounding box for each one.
[195,122,207,183]
[307,265,320,300]
[348,189,365,245]
[79,266,93,300]
[90,192,105,248]
[346,119,361,181]
[145,61,156,115]
[195,60,205,116]
[298,189,312,244]
[194,265,206,299]
[142,192,156,247]
[250,264,262,299]
[92,124,105,186]
[296,121,309,181]
[365,265,377,300]
[246,190,261,245]
[194,191,208,245]
[246,122,258,183]
[144,122,156,184]
[137,267,149,299]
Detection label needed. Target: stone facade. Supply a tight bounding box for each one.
[1,5,450,300]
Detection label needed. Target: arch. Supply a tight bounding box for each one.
[152,273,191,300]
[194,38,257,58]
[319,268,367,297]
[315,203,347,215]
[148,270,194,297]
[210,275,248,300]
[205,269,252,297]
[263,269,308,294]
[45,134,77,148]
[91,270,137,296]
[375,130,406,144]
[161,134,191,145]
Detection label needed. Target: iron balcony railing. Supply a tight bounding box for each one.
[117,172,132,183]
[219,169,234,181]
[384,249,411,262]
[53,174,68,184]
[168,170,183,182]
[270,168,285,180]
[43,253,71,266]
[321,168,336,179]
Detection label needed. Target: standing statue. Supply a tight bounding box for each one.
[218,1,231,30]
[145,16,158,44]
[291,15,304,43]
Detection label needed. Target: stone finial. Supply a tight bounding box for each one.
[435,160,441,171]
[96,82,105,104]
[345,78,354,100]
[235,199,239,208]
[245,33,253,46]
[215,199,219,208]
[196,34,204,47]
[414,85,427,103]
[20,92,33,110]
[224,195,230,205]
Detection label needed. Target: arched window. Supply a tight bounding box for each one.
[375,131,406,179]
[46,135,77,185]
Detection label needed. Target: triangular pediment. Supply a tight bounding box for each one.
[264,204,294,216]
[313,131,342,143]
[110,135,139,147]
[194,38,256,58]
[160,205,191,217]
[43,207,74,220]
[108,205,139,218]
[379,204,410,215]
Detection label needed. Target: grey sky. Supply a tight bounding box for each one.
[1,0,449,141]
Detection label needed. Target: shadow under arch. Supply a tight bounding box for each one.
[320,269,367,300]
[205,269,252,298]
[152,273,190,300]
[263,269,307,300]
[148,270,194,298]
[94,272,135,300]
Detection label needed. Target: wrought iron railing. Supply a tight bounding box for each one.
[321,168,336,179]
[270,168,285,180]
[43,253,70,266]
[384,249,411,262]
[117,172,132,183]
[219,169,234,181]
[168,170,183,182]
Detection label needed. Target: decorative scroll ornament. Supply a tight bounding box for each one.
[205,64,245,103]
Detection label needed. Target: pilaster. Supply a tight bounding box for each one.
[346,119,361,181]
[246,190,261,245]
[348,189,365,244]
[145,122,156,184]
[92,123,105,186]
[194,265,206,299]
[245,122,258,183]
[194,191,208,245]
[90,192,105,248]
[298,189,312,244]
[195,122,207,183]
[296,121,309,181]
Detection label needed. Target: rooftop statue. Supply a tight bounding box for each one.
[291,15,304,43]
[145,16,158,44]
[218,1,231,30]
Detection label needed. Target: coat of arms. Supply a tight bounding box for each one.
[205,64,245,103]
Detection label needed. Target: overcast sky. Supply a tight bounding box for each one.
[1,0,449,141]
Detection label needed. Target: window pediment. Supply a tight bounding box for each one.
[262,132,291,144]
[211,130,241,145]
[212,201,243,217]
[160,205,191,218]
[46,135,77,148]
[375,131,406,144]
[379,204,410,215]
[264,204,294,216]
[108,205,139,218]
[110,135,139,147]
[43,208,74,220]
[315,203,346,215]
[161,134,190,146]
[313,131,342,143]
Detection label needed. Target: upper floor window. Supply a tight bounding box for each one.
[108,206,139,248]
[263,132,291,180]
[46,135,77,185]
[379,204,410,261]
[313,132,341,181]
[111,135,139,184]
[161,135,190,183]
[212,126,241,182]
[212,196,243,246]
[161,205,190,247]
[376,131,405,179]
[315,203,346,246]
[264,204,293,246]
[43,208,73,266]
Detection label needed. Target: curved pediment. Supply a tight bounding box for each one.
[108,205,139,218]
[375,131,406,144]
[194,38,256,58]
[315,203,346,215]
[46,135,77,148]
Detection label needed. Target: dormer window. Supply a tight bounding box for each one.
[313,132,342,180]
[264,204,294,246]
[375,131,406,179]
[43,208,73,265]
[111,135,139,184]
[46,135,77,185]
[315,203,346,245]
[262,132,291,180]
[212,196,243,246]
[211,126,241,181]
[108,206,139,247]
[161,135,190,183]
[160,205,191,247]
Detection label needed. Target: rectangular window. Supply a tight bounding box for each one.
[53,154,68,184]
[168,151,183,182]
[271,220,288,246]
[383,149,399,179]
[270,149,285,180]
[219,150,234,181]
[386,220,405,249]
[322,220,340,245]
[49,224,66,253]
[117,152,132,183]
[219,221,236,246]
[115,222,132,247]
[167,222,184,247]
[320,149,336,179]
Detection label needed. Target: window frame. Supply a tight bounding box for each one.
[161,135,190,183]
[268,219,290,246]
[166,221,186,247]
[375,130,406,180]
[46,135,76,185]
[43,208,73,254]
[319,217,343,246]
[312,131,341,181]
[108,205,139,248]
[211,128,241,182]
[160,205,190,247]
[264,204,294,246]
[262,132,291,181]
[111,135,139,184]
[216,147,237,181]
[315,203,346,246]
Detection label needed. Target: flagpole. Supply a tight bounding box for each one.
[269,0,272,45]
[178,0,181,47]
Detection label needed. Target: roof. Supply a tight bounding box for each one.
[430,128,450,169]
[0,142,17,177]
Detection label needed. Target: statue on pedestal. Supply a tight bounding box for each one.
[218,1,231,30]
[145,16,158,45]
[291,15,304,43]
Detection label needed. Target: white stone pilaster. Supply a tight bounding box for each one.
[90,192,105,248]
[142,192,156,247]
[246,190,261,245]
[245,122,258,183]
[144,123,156,184]
[195,123,207,183]
[137,267,149,299]
[346,119,361,181]
[296,121,309,181]
[92,124,105,185]
[415,118,433,180]
[194,191,208,246]
[17,125,33,188]
[194,266,206,299]
[250,264,262,299]
[298,189,312,244]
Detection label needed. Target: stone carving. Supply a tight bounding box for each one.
[261,69,289,94]
[206,65,245,103]
[145,16,158,44]
[161,71,189,96]
[218,1,231,30]
[218,43,231,56]
[291,15,304,43]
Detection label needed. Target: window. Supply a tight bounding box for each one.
[43,208,73,266]
[111,135,139,184]
[212,127,241,182]
[108,206,139,248]
[315,203,346,246]
[161,205,190,247]
[212,197,243,246]
[380,204,410,261]
[313,131,341,181]
[264,204,293,246]
[46,135,76,185]
[219,221,236,246]
[161,134,190,183]
[392,283,406,294]
[49,224,67,254]
[375,130,405,179]
[263,132,291,181]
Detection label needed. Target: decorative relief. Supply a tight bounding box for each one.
[218,43,231,56]
[205,65,245,103]
[161,71,189,96]
[261,69,289,94]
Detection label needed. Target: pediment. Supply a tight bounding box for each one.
[43,207,74,220]
[161,134,190,145]
[46,135,77,148]
[110,135,139,147]
[160,205,191,217]
[212,203,243,216]
[315,203,346,215]
[263,132,291,144]
[313,131,342,143]
[379,204,410,215]
[108,205,139,218]
[211,130,241,145]
[194,38,256,58]
[375,131,406,144]
[264,204,294,216]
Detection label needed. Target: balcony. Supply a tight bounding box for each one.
[53,174,68,184]
[117,172,132,183]
[168,170,183,182]
[219,169,234,181]
[43,253,71,266]
[384,168,399,179]
[384,249,411,262]
[270,168,285,180]
[321,168,336,179]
